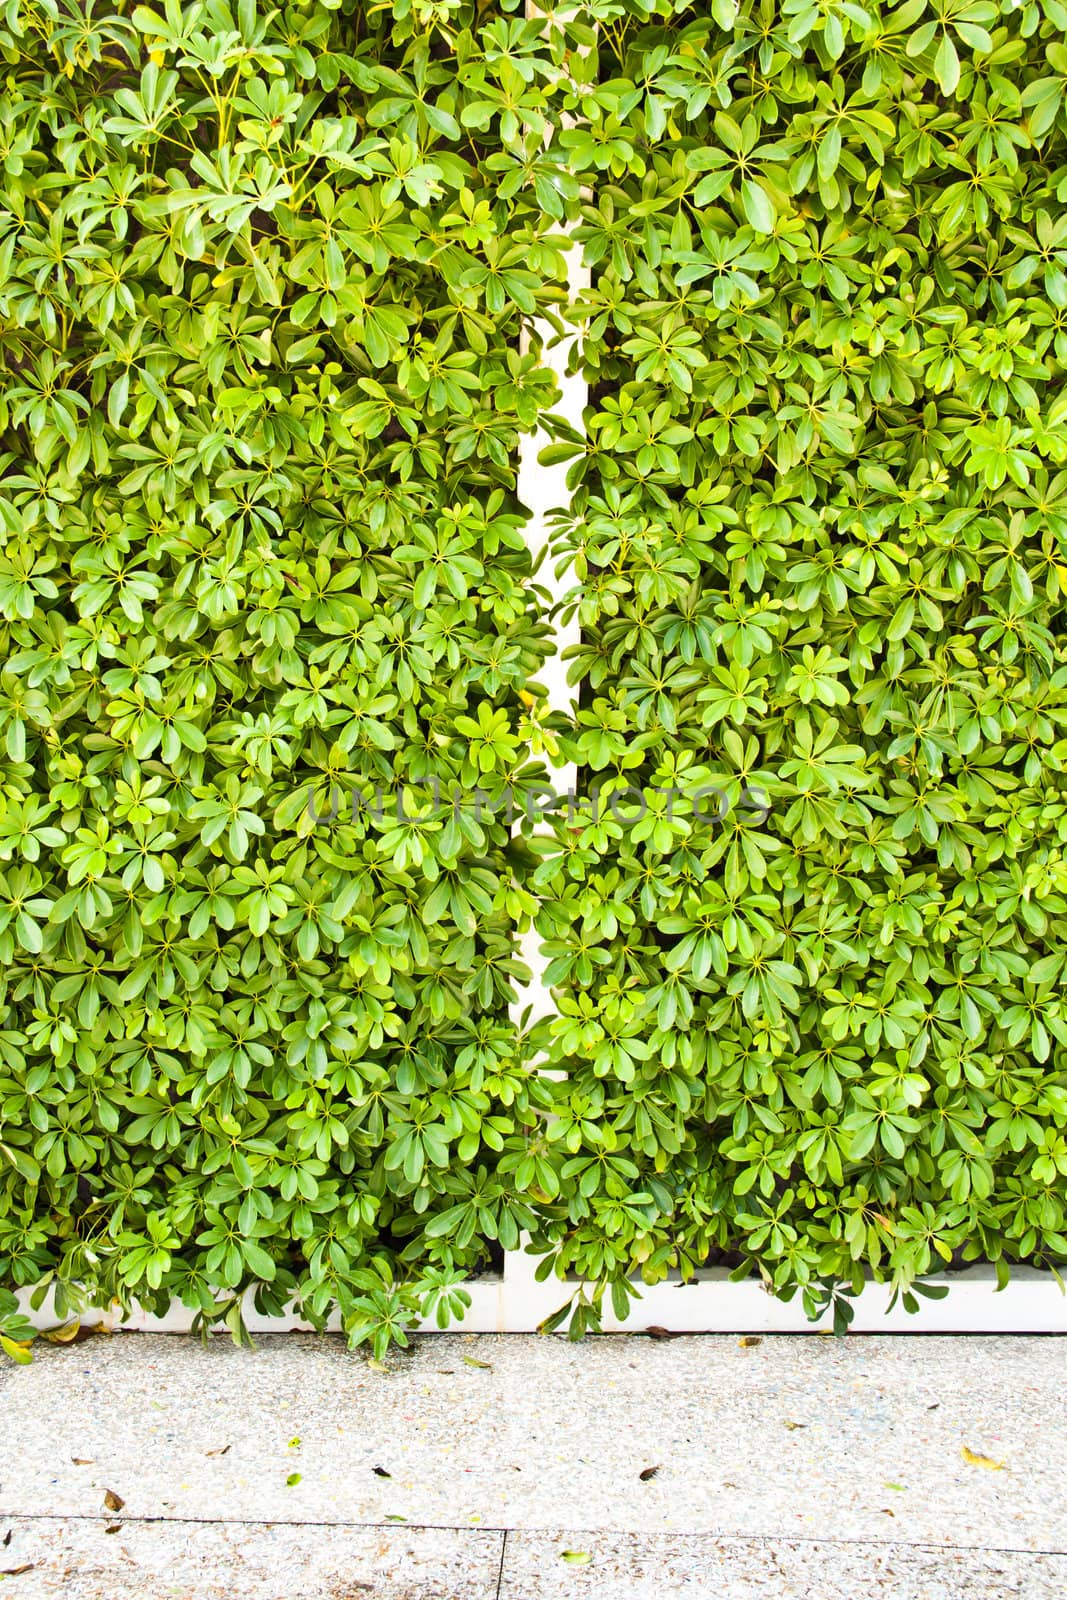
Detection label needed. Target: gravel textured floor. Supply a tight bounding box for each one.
[0,1523,1064,1600]
[0,1518,501,1599]
[0,1332,1063,1596]
[497,1533,1067,1599]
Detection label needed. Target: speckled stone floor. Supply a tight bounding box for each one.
[1,1333,1063,1597]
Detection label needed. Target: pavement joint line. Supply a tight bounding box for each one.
[0,1512,1063,1560]
[493,1527,508,1600]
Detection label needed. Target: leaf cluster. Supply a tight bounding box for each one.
[531,0,1067,1326]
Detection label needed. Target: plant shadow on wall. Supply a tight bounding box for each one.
[0,0,1066,1363]
[526,0,1067,1338]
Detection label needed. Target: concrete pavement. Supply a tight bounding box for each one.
[0,1332,1063,1597]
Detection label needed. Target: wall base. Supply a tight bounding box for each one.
[17,1264,1065,1337]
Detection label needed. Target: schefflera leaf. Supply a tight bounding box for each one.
[0,0,579,1356]
[531,0,1067,1331]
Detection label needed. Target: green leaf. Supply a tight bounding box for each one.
[934,31,961,94]
[741,179,775,233]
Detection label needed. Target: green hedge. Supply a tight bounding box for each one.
[1,0,1066,1352]
[0,0,574,1347]
[531,0,1067,1331]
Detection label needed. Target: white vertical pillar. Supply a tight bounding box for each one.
[511,0,589,1030]
[512,242,587,1025]
[504,7,591,1312]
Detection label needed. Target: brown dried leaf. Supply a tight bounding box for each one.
[103,1489,125,1512]
[639,1466,660,1482]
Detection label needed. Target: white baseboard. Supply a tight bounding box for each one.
[17,1263,1065,1337]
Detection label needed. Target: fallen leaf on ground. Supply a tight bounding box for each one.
[205,1446,230,1457]
[783,1420,807,1431]
[372,1466,392,1478]
[962,1447,1006,1471]
[41,1322,81,1344]
[643,1326,680,1340]
[0,1337,32,1366]
[104,1524,121,1535]
[884,1483,906,1491]
[561,1551,592,1565]
[103,1490,124,1513]
[639,1466,660,1481]
[285,1473,302,1487]
[288,1437,301,1449]
[462,1356,492,1370]
[384,1514,406,1523]
[0,1565,34,1576]
[71,1458,94,1466]
[738,1336,762,1348]
[366,1359,391,1375]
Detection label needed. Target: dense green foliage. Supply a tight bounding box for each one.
[532,0,1067,1329]
[0,0,576,1346]
[2,0,1066,1351]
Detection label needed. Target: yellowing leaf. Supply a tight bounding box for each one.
[1,1337,32,1366]
[41,1321,81,1344]
[962,1447,1006,1471]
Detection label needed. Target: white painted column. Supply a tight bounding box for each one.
[511,238,587,1026]
[504,4,592,1315]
